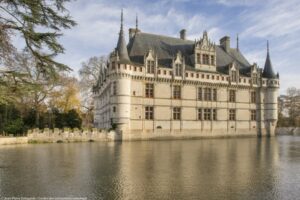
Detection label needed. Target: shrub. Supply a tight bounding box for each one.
[3,118,24,136]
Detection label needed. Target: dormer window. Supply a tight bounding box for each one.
[147,60,155,74]
[252,73,257,84]
[202,54,209,65]
[231,71,237,82]
[175,63,182,76]
[210,55,215,65]
[197,53,201,64]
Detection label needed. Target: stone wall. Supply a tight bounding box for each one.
[0,137,28,145]
[276,127,300,135]
[27,128,120,143]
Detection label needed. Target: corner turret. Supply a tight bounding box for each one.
[262,41,279,136]
[262,41,277,79]
[116,9,130,63]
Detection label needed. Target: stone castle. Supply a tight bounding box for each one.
[93,11,279,140]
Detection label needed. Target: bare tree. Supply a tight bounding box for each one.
[79,55,107,127]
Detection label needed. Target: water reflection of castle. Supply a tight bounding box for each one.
[115,138,280,199]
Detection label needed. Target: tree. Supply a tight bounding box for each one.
[79,55,107,127]
[0,0,76,103]
[286,87,300,126]
[49,76,81,113]
[65,109,82,129]
[0,0,76,75]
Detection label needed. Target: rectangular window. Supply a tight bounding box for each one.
[231,71,237,82]
[229,90,236,102]
[210,55,215,65]
[204,88,211,101]
[145,83,154,98]
[251,110,256,121]
[198,108,202,120]
[202,54,209,65]
[213,109,217,120]
[175,64,182,76]
[251,91,256,103]
[112,82,117,95]
[198,87,202,100]
[229,109,236,121]
[204,108,211,120]
[173,107,181,120]
[212,89,217,101]
[147,60,155,74]
[111,61,116,70]
[173,85,181,99]
[145,106,154,120]
[252,73,257,84]
[197,53,201,63]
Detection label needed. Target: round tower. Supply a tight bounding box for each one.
[114,76,131,131]
[263,41,279,136]
[112,10,131,132]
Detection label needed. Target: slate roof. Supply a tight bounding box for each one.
[127,31,252,75]
[116,10,130,63]
[262,51,277,79]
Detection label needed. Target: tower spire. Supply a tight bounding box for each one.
[236,34,239,51]
[136,13,138,30]
[262,40,276,79]
[120,9,123,32]
[116,9,130,63]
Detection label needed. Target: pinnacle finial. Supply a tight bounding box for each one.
[136,13,138,30]
[267,40,269,53]
[237,34,239,50]
[120,9,124,32]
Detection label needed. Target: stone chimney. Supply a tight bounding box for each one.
[220,36,230,52]
[180,29,186,40]
[129,28,140,40]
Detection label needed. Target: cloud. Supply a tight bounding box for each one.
[54,0,299,94]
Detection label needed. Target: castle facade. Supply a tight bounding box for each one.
[93,12,279,140]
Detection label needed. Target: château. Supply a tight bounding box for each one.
[93,11,279,140]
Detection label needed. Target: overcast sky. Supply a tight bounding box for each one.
[56,0,300,94]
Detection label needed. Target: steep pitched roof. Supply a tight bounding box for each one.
[116,10,130,63]
[127,31,251,75]
[262,42,277,78]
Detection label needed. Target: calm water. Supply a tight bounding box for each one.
[0,136,300,200]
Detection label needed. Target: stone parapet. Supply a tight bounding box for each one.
[27,128,118,143]
[276,127,300,136]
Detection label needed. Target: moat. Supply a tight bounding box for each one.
[0,136,299,199]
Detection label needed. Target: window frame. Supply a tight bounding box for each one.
[173,85,181,99]
[145,106,154,120]
[229,90,236,102]
[229,109,236,121]
[251,110,256,121]
[145,83,154,98]
[173,107,181,120]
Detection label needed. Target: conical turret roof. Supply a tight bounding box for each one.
[116,10,130,63]
[262,41,277,79]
